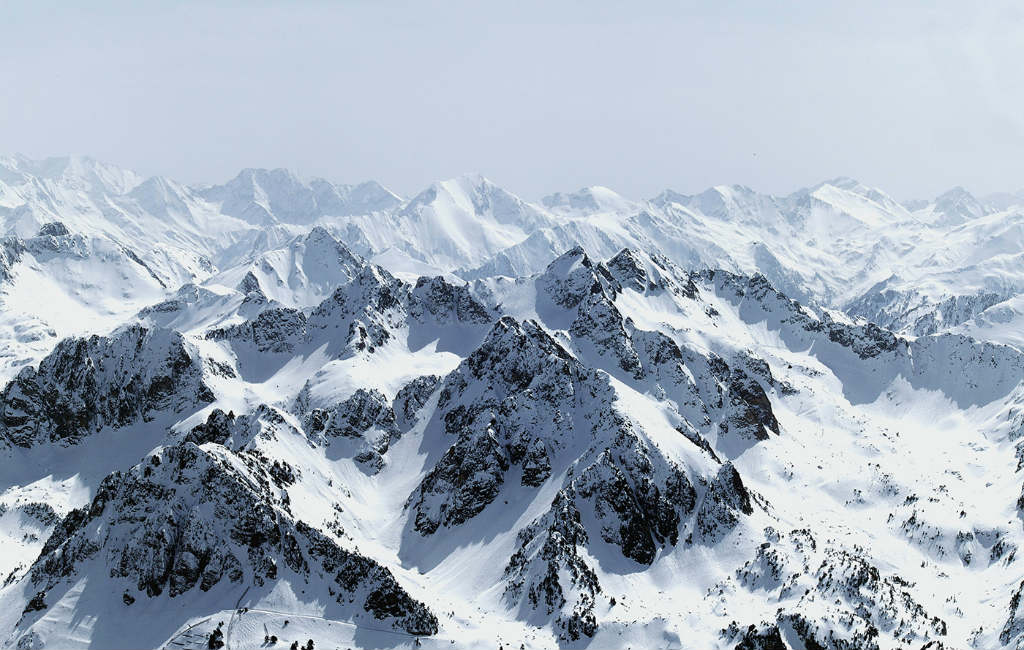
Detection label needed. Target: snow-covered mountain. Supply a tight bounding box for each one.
[2,154,1024,649]
[197,168,402,226]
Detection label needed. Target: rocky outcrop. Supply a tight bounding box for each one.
[706,270,905,361]
[208,307,308,354]
[696,462,753,541]
[211,262,495,363]
[0,325,213,447]
[847,284,1010,336]
[26,439,438,636]
[728,528,947,650]
[306,265,410,351]
[572,428,696,564]
[409,317,596,534]
[291,374,441,473]
[723,621,787,650]
[539,249,783,448]
[409,275,493,325]
[393,374,442,431]
[705,269,1024,408]
[303,388,398,472]
[719,366,780,441]
[0,236,24,282]
[502,413,715,640]
[504,492,600,641]
[604,247,699,299]
[537,246,617,311]
[1003,580,1024,648]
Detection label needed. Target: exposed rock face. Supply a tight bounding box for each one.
[409,316,591,534]
[605,248,651,293]
[706,270,905,361]
[728,527,948,650]
[26,439,438,636]
[0,325,213,447]
[305,265,413,354]
[604,247,699,299]
[303,388,398,472]
[21,591,46,615]
[210,264,495,364]
[182,407,292,450]
[36,222,71,238]
[723,622,787,650]
[184,408,236,446]
[704,268,1024,408]
[535,249,783,448]
[571,430,696,564]
[290,374,442,473]
[570,288,644,379]
[409,276,493,325]
[393,374,442,431]
[720,366,780,441]
[504,492,600,641]
[0,237,24,282]
[208,307,308,354]
[538,246,614,311]
[22,225,89,260]
[847,284,1010,336]
[1003,580,1024,647]
[501,411,709,640]
[696,462,753,541]
[307,388,396,440]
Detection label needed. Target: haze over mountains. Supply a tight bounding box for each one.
[2,154,1024,649]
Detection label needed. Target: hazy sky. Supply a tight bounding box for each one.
[3,1,1024,201]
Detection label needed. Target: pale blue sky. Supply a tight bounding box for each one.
[3,1,1023,200]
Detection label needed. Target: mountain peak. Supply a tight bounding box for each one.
[412,173,502,205]
[799,176,910,224]
[233,166,303,184]
[545,245,592,272]
[127,175,193,218]
[1,153,143,195]
[924,185,988,225]
[446,171,490,188]
[390,174,552,268]
[821,175,861,190]
[541,185,634,214]
[201,168,399,224]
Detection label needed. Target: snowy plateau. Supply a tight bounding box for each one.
[3,154,1024,649]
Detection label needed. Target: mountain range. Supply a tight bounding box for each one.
[2,154,1024,649]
